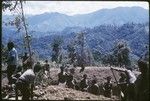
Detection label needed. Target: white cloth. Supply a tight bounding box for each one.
[126,70,137,84]
[7,48,18,66]
[19,69,35,84]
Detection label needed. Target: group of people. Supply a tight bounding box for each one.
[3,41,149,101]
[3,41,51,100]
[57,66,101,95]
[57,60,149,101]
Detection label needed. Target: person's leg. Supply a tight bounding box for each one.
[22,84,30,100]
[15,79,23,100]
[127,84,135,101]
[7,65,16,84]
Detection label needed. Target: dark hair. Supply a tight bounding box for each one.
[45,60,48,62]
[127,68,133,71]
[92,79,97,84]
[83,74,87,78]
[138,60,148,73]
[106,76,111,80]
[7,41,14,49]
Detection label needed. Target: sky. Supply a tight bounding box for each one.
[3,1,149,16]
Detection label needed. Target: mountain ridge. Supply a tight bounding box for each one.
[3,6,149,32]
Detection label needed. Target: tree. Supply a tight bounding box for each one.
[112,40,131,67]
[67,42,76,66]
[2,0,32,59]
[51,36,63,63]
[75,32,85,67]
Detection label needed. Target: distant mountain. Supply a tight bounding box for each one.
[3,6,148,33]
[28,7,149,32]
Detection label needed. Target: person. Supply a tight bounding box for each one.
[118,73,127,101]
[65,71,75,89]
[79,64,85,73]
[22,52,29,72]
[33,62,42,74]
[135,60,149,101]
[11,65,23,84]
[111,67,137,101]
[103,76,113,98]
[6,41,18,85]
[15,61,35,100]
[43,60,50,76]
[79,74,88,91]
[87,79,100,95]
[58,66,66,84]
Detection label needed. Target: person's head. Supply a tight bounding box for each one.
[70,68,75,74]
[17,65,22,73]
[106,76,111,82]
[24,52,28,56]
[37,62,40,64]
[7,41,14,51]
[45,60,48,63]
[83,74,87,79]
[92,79,97,85]
[138,59,148,74]
[27,61,33,68]
[120,73,126,79]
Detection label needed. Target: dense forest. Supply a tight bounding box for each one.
[2,22,149,67]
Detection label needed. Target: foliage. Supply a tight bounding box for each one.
[51,36,63,63]
[67,42,76,66]
[103,40,131,67]
[2,23,149,65]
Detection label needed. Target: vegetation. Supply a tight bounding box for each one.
[51,36,63,64]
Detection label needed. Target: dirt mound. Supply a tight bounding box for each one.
[33,85,119,100]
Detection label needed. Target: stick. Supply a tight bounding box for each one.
[110,66,124,98]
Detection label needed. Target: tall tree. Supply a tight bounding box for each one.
[51,36,63,63]
[67,42,76,67]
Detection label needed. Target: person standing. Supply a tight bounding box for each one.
[135,60,149,101]
[6,41,18,85]
[111,67,137,101]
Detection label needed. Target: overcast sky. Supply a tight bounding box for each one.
[3,1,149,15]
